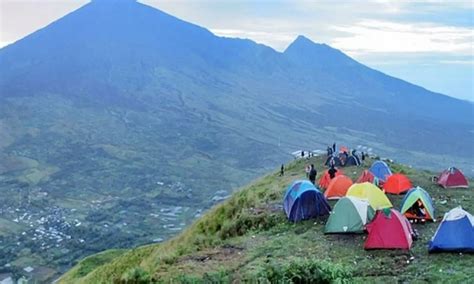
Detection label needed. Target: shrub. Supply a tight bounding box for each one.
[120,267,152,284]
[257,258,352,283]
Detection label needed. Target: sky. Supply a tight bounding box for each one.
[1,0,473,101]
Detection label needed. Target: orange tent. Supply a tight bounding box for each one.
[324,175,353,199]
[383,173,413,194]
[319,169,344,189]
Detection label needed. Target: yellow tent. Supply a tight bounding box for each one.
[346,182,392,210]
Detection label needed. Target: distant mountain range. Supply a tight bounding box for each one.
[0,0,473,281]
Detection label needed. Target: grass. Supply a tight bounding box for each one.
[59,156,473,283]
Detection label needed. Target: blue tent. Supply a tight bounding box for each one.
[369,161,392,182]
[283,180,331,222]
[429,207,474,253]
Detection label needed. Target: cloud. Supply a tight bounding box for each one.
[330,20,473,55]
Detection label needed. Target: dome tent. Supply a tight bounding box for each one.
[324,175,353,200]
[369,161,392,182]
[437,167,469,188]
[356,170,380,186]
[283,180,331,222]
[383,173,413,194]
[364,209,414,250]
[429,207,474,253]
[325,196,375,234]
[346,182,392,210]
[344,155,361,167]
[319,168,344,189]
[400,187,435,221]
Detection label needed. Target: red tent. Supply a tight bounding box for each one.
[356,170,383,186]
[383,173,413,194]
[437,167,469,188]
[364,209,413,250]
[319,169,344,189]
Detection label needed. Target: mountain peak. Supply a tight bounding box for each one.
[92,0,137,2]
[285,35,329,53]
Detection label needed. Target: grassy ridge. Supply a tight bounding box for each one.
[60,156,473,283]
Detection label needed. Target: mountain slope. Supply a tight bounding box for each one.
[0,0,473,281]
[59,156,474,283]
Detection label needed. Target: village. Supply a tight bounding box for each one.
[0,180,214,283]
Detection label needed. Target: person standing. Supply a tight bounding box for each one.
[328,165,338,179]
[305,165,311,178]
[332,142,336,153]
[280,164,285,176]
[309,164,317,185]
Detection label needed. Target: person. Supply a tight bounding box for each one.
[332,142,336,153]
[329,157,336,167]
[309,164,317,185]
[327,146,333,156]
[280,164,285,176]
[328,165,337,179]
[361,152,366,161]
[305,165,311,178]
[301,150,305,158]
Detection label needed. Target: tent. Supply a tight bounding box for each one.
[369,161,392,182]
[365,209,413,250]
[437,167,469,188]
[346,182,392,210]
[429,207,474,253]
[319,169,344,189]
[383,173,413,194]
[324,175,353,199]
[283,180,331,222]
[339,146,349,153]
[344,155,361,167]
[325,197,375,233]
[325,156,343,167]
[356,170,380,186]
[400,187,435,221]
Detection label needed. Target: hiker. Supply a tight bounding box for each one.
[332,142,336,153]
[305,165,311,178]
[361,152,366,161]
[309,164,317,185]
[327,146,333,156]
[329,156,336,167]
[280,164,285,176]
[328,165,337,179]
[301,150,305,158]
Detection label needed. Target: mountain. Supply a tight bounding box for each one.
[59,156,474,282]
[0,0,473,281]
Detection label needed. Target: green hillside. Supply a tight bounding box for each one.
[60,156,473,283]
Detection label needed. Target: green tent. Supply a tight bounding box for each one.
[400,186,435,221]
[325,196,375,233]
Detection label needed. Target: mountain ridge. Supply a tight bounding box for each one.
[0,1,473,282]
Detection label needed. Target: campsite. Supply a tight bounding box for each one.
[60,152,473,283]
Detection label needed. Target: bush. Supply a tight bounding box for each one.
[257,258,352,283]
[120,267,152,284]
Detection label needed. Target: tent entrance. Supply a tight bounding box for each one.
[405,199,430,220]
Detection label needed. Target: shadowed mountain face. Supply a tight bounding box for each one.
[0,0,473,280]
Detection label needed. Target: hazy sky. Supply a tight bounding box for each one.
[1,0,473,101]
